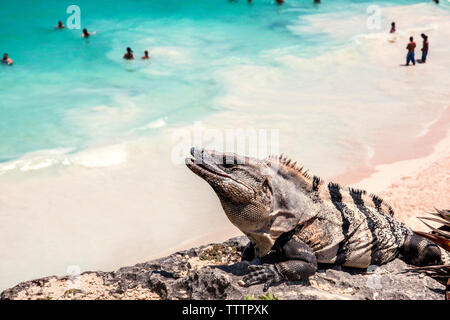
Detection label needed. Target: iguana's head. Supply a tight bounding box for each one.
[186,147,310,256]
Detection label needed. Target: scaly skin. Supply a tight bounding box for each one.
[186,147,445,290]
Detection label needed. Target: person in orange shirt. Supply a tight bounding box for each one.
[406,36,416,66]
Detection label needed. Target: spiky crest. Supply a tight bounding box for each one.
[267,154,311,179]
[267,154,395,217]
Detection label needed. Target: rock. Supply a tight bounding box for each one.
[0,236,446,300]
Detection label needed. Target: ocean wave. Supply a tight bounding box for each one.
[145,46,191,64]
[130,117,168,133]
[0,144,128,174]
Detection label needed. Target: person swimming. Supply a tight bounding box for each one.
[141,50,150,60]
[2,53,13,65]
[123,47,134,60]
[406,36,416,66]
[275,0,285,5]
[390,22,396,33]
[55,21,65,29]
[81,28,96,38]
[82,28,90,38]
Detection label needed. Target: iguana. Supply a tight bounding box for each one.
[186,147,449,290]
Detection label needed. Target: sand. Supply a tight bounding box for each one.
[357,126,450,232]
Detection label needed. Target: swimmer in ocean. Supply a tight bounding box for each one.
[142,50,150,60]
[82,28,96,38]
[123,47,134,60]
[55,21,65,29]
[2,53,13,65]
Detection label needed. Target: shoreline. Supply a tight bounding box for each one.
[341,106,450,231]
[334,106,450,187]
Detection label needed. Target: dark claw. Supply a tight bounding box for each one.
[240,264,282,290]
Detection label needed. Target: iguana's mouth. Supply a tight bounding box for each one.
[185,147,254,193]
[185,147,229,178]
[185,157,231,180]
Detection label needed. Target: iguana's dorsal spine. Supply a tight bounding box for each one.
[267,155,395,219]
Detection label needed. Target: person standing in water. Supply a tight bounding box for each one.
[390,22,396,33]
[405,36,416,66]
[141,50,150,60]
[55,21,65,29]
[2,53,13,65]
[420,34,429,63]
[123,47,134,60]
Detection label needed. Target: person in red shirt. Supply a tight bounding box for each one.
[406,36,416,66]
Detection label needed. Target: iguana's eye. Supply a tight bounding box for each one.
[223,161,235,168]
[262,178,272,196]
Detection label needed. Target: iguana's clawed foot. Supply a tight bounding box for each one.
[238,264,282,291]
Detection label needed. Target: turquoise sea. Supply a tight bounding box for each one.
[0,0,438,164]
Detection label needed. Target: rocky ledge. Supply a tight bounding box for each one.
[0,236,446,300]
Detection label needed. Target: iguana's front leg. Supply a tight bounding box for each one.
[239,237,317,291]
[241,241,255,262]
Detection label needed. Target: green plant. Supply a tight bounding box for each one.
[244,293,278,300]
